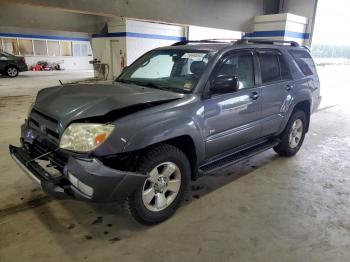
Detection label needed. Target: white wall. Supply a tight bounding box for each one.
[125,19,185,64]
[126,38,179,65]
[188,26,242,41]
[91,18,186,79]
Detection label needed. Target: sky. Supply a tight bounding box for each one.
[313,0,350,45]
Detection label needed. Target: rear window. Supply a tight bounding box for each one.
[289,49,317,76]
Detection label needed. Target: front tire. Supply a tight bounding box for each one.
[127,144,190,225]
[274,110,307,157]
[6,66,19,77]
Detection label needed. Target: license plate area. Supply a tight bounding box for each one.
[36,159,64,179]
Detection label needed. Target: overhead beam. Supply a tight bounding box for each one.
[0,2,106,34]
[1,0,263,32]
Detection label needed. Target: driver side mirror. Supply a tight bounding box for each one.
[210,75,239,94]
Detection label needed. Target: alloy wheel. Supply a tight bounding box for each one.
[289,119,303,149]
[7,67,18,77]
[142,162,182,212]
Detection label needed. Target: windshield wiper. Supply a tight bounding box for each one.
[118,79,186,93]
[117,79,161,88]
[117,79,139,85]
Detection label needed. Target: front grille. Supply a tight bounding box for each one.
[28,109,60,142]
[31,141,68,171]
[26,109,68,173]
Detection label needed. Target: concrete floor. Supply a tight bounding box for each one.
[1,67,350,262]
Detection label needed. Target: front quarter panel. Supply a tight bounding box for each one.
[93,96,206,163]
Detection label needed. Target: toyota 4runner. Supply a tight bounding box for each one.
[10,39,321,224]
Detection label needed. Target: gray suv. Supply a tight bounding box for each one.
[10,39,321,224]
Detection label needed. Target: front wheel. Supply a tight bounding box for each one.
[126,144,190,225]
[274,110,307,157]
[6,66,19,77]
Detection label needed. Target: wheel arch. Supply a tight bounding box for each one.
[6,64,19,70]
[156,135,198,181]
[278,98,311,135]
[293,100,311,132]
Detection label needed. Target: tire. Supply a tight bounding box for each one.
[6,65,19,77]
[273,110,307,157]
[126,144,190,225]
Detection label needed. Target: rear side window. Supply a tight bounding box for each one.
[279,55,292,80]
[289,49,317,76]
[258,52,280,83]
[258,51,292,83]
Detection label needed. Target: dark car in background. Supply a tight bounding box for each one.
[0,51,28,77]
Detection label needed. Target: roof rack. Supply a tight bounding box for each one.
[171,39,237,46]
[235,39,299,47]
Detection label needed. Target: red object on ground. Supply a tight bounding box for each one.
[31,64,43,71]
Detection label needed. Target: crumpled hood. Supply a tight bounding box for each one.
[34,82,184,126]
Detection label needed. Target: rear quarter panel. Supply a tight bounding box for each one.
[272,48,319,134]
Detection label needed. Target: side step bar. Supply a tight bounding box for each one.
[199,139,280,175]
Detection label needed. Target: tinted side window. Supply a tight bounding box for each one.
[257,52,280,83]
[216,54,255,90]
[289,49,316,76]
[278,55,292,80]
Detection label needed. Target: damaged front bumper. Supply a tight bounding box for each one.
[9,145,146,202]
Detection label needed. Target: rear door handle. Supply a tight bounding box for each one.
[286,84,294,91]
[250,92,260,100]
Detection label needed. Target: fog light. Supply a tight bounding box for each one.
[77,181,94,197]
[68,172,94,197]
[68,173,78,187]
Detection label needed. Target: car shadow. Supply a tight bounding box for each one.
[26,150,279,242]
[0,148,280,257]
[0,74,30,79]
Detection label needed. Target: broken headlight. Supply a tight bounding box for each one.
[59,123,115,152]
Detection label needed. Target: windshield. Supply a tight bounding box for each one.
[117,49,215,93]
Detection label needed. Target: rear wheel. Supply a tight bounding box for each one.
[126,144,190,225]
[274,110,307,157]
[6,66,19,77]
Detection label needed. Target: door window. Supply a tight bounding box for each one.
[216,54,255,90]
[279,55,292,80]
[257,52,280,83]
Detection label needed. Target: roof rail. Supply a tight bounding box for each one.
[171,39,237,46]
[302,45,311,51]
[235,39,299,47]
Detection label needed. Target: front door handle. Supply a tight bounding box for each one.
[286,84,294,91]
[250,92,260,100]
